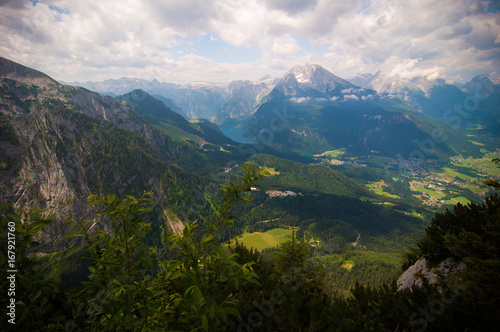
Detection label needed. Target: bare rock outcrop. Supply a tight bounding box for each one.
[397,257,467,291]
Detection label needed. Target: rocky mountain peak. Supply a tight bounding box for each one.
[273,64,358,98]
[288,64,352,87]
[289,64,322,83]
[258,74,273,82]
[0,56,56,87]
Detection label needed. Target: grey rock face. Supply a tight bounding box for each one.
[0,57,173,251]
[397,257,467,291]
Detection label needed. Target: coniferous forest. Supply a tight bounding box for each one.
[1,163,499,331]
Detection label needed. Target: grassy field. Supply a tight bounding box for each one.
[341,260,355,270]
[366,180,400,199]
[262,166,280,176]
[324,148,346,158]
[154,123,201,142]
[233,228,293,251]
[445,196,471,205]
[441,167,474,180]
[454,154,500,176]
[413,186,445,199]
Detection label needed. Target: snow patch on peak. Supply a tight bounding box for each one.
[289,64,324,80]
[295,72,311,83]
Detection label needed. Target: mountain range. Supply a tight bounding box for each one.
[243,64,498,159]
[350,71,500,132]
[67,75,278,125]
[0,57,376,248]
[1,56,499,250]
[67,64,500,161]
[69,64,500,134]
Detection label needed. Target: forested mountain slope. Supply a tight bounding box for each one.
[0,57,222,249]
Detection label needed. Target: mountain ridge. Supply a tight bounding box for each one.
[65,62,498,134]
[243,64,487,159]
[0,57,226,250]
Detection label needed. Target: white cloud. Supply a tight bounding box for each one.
[260,34,301,56]
[344,94,359,100]
[291,97,310,103]
[341,88,356,94]
[0,0,497,83]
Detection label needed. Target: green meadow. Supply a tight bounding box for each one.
[233,228,293,251]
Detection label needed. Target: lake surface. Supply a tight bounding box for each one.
[219,127,257,144]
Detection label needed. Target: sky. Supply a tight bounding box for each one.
[0,0,499,84]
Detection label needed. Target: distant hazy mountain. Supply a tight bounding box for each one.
[244,64,485,158]
[69,76,278,124]
[115,89,237,146]
[350,72,500,133]
[215,77,278,126]
[150,94,189,119]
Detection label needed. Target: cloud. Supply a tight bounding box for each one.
[0,0,497,83]
[325,0,500,81]
[0,0,29,9]
[265,0,319,15]
[291,97,310,103]
[344,94,359,100]
[341,88,356,94]
[260,34,301,56]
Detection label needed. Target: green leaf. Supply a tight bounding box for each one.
[62,244,83,259]
[193,286,204,305]
[209,301,216,318]
[171,271,184,280]
[216,305,227,322]
[15,222,25,234]
[107,194,116,205]
[223,306,240,317]
[173,297,183,308]
[240,197,253,203]
[202,314,208,331]
[61,230,85,240]
[201,234,214,245]
[230,277,239,290]
[144,256,154,269]
[124,195,138,203]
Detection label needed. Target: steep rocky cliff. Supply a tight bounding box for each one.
[0,57,212,250]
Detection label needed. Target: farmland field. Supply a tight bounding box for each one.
[445,196,471,205]
[441,167,474,180]
[233,228,293,251]
[324,148,346,158]
[366,180,401,199]
[412,186,445,199]
[315,148,346,158]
